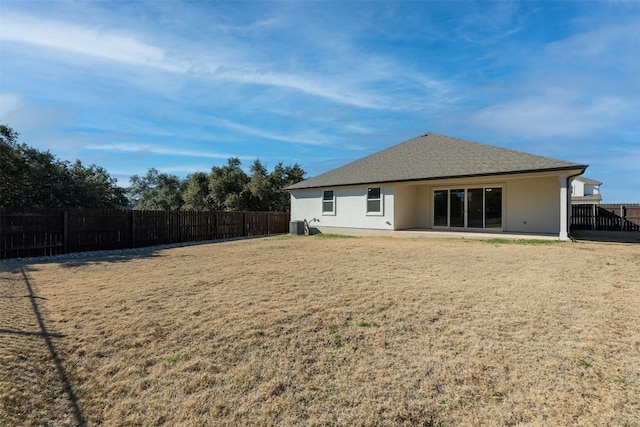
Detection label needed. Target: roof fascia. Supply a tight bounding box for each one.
[287,165,588,191]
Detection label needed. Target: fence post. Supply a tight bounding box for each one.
[130,210,135,248]
[177,210,182,243]
[63,210,69,254]
[213,212,218,240]
[243,212,247,237]
[621,205,624,231]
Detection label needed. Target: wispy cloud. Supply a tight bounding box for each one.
[0,12,188,72]
[467,19,640,139]
[206,116,334,147]
[0,8,452,112]
[86,143,249,160]
[469,95,633,138]
[0,93,24,116]
[452,1,525,44]
[214,68,382,109]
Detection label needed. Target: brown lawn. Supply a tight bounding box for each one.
[1,235,639,426]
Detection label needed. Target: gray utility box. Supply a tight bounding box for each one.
[290,220,305,235]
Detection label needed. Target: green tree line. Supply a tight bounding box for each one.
[1,125,127,208]
[129,158,305,211]
[1,125,305,211]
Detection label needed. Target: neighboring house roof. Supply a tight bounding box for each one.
[287,132,587,190]
[574,176,602,186]
[572,194,602,203]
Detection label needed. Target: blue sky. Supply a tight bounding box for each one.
[1,1,638,202]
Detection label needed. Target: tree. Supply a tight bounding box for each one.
[245,159,272,211]
[0,124,306,210]
[182,172,212,210]
[1,125,126,208]
[208,157,249,211]
[68,161,128,208]
[1,125,29,206]
[127,168,183,210]
[268,162,306,211]
[206,158,305,212]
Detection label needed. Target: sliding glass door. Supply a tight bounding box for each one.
[450,189,465,227]
[434,190,448,227]
[485,187,502,228]
[467,188,484,228]
[433,187,502,229]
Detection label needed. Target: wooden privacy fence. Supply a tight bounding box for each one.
[571,204,640,232]
[0,208,290,259]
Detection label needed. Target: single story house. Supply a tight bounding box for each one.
[286,133,588,240]
[571,176,602,205]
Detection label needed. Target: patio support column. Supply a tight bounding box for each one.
[559,175,569,240]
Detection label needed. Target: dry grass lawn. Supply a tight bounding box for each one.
[1,235,639,426]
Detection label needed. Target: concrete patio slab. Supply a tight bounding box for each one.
[312,226,560,241]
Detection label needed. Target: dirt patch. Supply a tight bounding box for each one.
[1,236,639,426]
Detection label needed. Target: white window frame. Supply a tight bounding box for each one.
[366,186,384,216]
[322,189,335,215]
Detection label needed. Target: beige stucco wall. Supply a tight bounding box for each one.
[393,184,417,229]
[290,186,394,230]
[416,186,432,228]
[504,176,560,234]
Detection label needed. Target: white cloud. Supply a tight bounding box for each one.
[469,95,633,138]
[207,116,332,146]
[0,12,188,72]
[467,18,640,140]
[453,1,524,44]
[545,22,640,67]
[0,9,453,112]
[85,143,246,160]
[214,68,381,109]
[0,93,24,116]
[0,92,72,134]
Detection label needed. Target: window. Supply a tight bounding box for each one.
[433,186,502,229]
[367,187,383,214]
[322,190,335,215]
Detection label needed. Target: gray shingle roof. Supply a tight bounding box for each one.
[287,133,587,190]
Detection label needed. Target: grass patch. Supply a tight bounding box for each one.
[575,357,592,368]
[315,233,358,239]
[332,334,343,348]
[165,356,180,366]
[357,321,380,328]
[484,238,559,245]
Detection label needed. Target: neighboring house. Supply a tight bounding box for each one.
[571,176,602,204]
[287,133,588,240]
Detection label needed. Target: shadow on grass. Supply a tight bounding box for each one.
[571,230,640,244]
[17,267,87,426]
[1,234,288,268]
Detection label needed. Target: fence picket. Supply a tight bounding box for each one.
[0,208,290,259]
[571,204,640,232]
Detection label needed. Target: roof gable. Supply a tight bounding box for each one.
[287,133,587,190]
